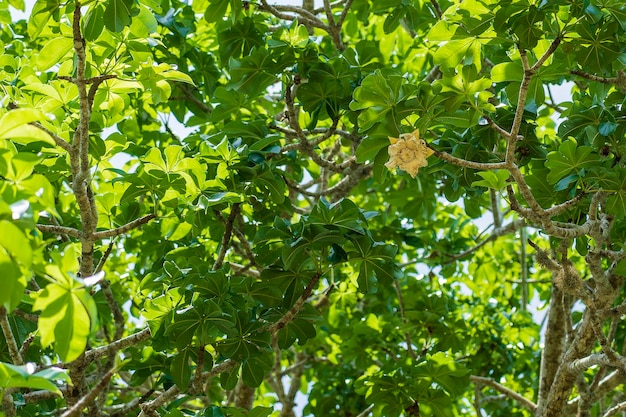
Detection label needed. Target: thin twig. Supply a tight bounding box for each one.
[269,272,322,334]
[212,203,241,270]
[394,280,417,359]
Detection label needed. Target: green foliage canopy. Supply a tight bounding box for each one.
[1,0,626,416]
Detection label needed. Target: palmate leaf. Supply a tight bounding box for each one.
[414,352,469,396]
[228,48,278,96]
[574,21,622,74]
[241,355,272,387]
[32,277,98,363]
[308,198,366,235]
[216,311,270,360]
[350,70,416,132]
[544,139,600,184]
[165,300,234,349]
[349,235,402,293]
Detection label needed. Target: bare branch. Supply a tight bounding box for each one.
[269,272,322,334]
[483,115,512,139]
[470,375,537,413]
[19,332,36,359]
[0,307,23,365]
[530,36,562,72]
[356,404,374,417]
[32,122,72,152]
[258,0,327,31]
[430,147,507,170]
[36,224,82,239]
[446,220,526,261]
[336,0,354,28]
[84,328,151,362]
[61,368,114,417]
[213,203,241,271]
[138,360,238,417]
[604,401,626,417]
[93,214,157,239]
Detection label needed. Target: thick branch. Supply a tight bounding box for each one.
[258,0,327,31]
[537,288,565,412]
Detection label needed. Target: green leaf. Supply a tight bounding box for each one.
[219,364,240,390]
[471,170,510,190]
[104,0,134,32]
[0,362,69,395]
[0,108,47,138]
[162,70,196,86]
[228,48,277,96]
[33,280,97,362]
[241,355,272,387]
[171,348,193,391]
[434,38,484,71]
[415,352,469,396]
[248,406,273,417]
[204,0,229,23]
[545,139,600,184]
[36,37,73,71]
[84,4,105,41]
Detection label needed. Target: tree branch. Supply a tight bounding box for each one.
[603,401,626,417]
[61,368,114,417]
[0,306,23,365]
[84,328,151,362]
[138,360,238,417]
[446,220,526,261]
[36,224,82,239]
[470,375,537,413]
[430,148,507,170]
[92,214,157,239]
[269,272,322,334]
[212,203,241,270]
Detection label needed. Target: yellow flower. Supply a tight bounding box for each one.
[385,129,434,178]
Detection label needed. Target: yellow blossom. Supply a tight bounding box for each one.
[385,129,434,178]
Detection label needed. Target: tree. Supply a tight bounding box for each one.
[1,0,626,415]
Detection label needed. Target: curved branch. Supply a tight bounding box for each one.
[37,224,82,239]
[92,214,156,239]
[470,375,537,413]
[0,307,23,365]
[84,328,151,362]
[138,360,238,417]
[269,272,322,334]
[430,148,507,170]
